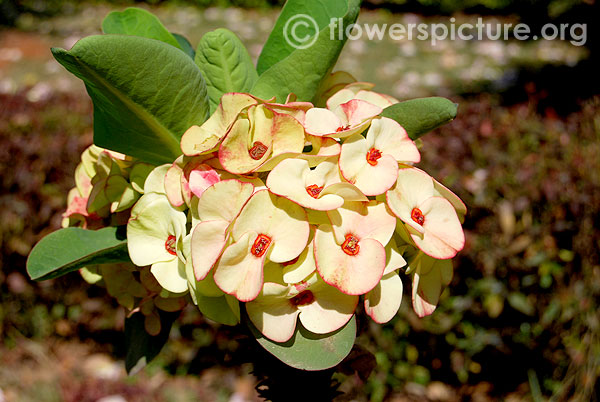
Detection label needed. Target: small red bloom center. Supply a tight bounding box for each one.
[165,235,177,256]
[290,290,315,307]
[249,141,268,160]
[366,148,382,166]
[336,124,350,132]
[251,234,271,257]
[305,184,324,199]
[341,234,360,256]
[411,208,425,225]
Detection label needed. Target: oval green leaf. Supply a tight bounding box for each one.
[102,7,182,51]
[195,28,258,114]
[247,315,356,371]
[125,310,180,375]
[251,0,360,103]
[52,35,209,164]
[381,97,458,139]
[27,226,130,281]
[256,0,350,75]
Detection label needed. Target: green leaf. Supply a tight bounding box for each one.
[102,7,182,51]
[381,97,458,140]
[27,227,130,281]
[52,35,209,164]
[256,0,349,75]
[251,0,360,103]
[247,315,356,371]
[195,28,258,114]
[172,33,196,59]
[124,310,179,375]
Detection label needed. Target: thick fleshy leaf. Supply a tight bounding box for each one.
[172,33,195,58]
[196,294,240,326]
[247,313,356,371]
[256,0,350,75]
[251,0,361,102]
[102,7,182,50]
[124,310,179,374]
[52,35,209,164]
[381,97,457,140]
[195,29,258,113]
[27,226,129,281]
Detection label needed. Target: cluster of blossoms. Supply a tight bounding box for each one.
[65,73,466,342]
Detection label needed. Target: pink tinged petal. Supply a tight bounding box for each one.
[143,164,169,195]
[368,117,420,163]
[412,260,442,318]
[191,220,230,280]
[302,136,341,163]
[412,197,465,259]
[338,99,382,127]
[266,159,344,211]
[165,163,185,207]
[127,194,187,267]
[218,118,265,174]
[186,163,221,199]
[304,108,344,137]
[314,225,386,295]
[213,231,268,302]
[387,167,435,233]
[282,239,317,284]
[365,270,403,323]
[320,183,368,202]
[383,241,408,275]
[268,109,306,157]
[151,258,188,294]
[354,89,397,109]
[232,190,309,263]
[197,179,254,223]
[328,201,396,247]
[246,282,300,342]
[430,174,467,222]
[298,277,358,334]
[181,93,257,156]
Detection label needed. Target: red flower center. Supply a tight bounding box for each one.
[290,290,315,307]
[411,208,425,225]
[249,141,268,160]
[336,125,350,132]
[366,148,382,166]
[305,184,324,199]
[341,234,360,256]
[165,235,177,256]
[251,234,271,257]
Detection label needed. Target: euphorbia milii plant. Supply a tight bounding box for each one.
[26,1,466,372]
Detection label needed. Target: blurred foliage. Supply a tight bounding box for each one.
[1,86,599,400]
[0,0,593,27]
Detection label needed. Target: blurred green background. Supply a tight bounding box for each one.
[0,0,598,401]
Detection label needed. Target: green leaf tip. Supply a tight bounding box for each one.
[27,226,130,281]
